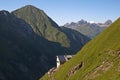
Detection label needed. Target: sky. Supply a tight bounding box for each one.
[0,0,120,25]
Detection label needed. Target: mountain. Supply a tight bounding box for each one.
[0,5,90,80]
[0,10,68,80]
[61,27,90,53]
[41,18,120,80]
[104,20,112,25]
[12,5,90,54]
[64,19,112,38]
[97,19,112,27]
[12,5,70,47]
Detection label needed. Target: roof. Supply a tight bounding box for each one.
[56,55,73,63]
[57,56,66,63]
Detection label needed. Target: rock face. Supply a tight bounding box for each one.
[64,19,112,38]
[0,5,90,80]
[67,62,83,77]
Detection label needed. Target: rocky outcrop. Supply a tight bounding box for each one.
[84,60,113,80]
[67,62,83,77]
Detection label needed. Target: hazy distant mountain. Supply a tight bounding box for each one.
[0,5,90,80]
[97,20,112,27]
[64,19,112,38]
[41,18,120,80]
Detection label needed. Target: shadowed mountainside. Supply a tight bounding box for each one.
[0,5,90,80]
[0,10,71,80]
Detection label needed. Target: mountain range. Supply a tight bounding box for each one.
[0,5,90,80]
[64,19,112,38]
[41,18,120,80]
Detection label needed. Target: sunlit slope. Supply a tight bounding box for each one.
[12,5,70,47]
[41,18,120,80]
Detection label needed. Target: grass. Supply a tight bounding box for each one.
[41,18,120,80]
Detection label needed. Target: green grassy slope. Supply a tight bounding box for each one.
[41,18,120,80]
[12,5,70,47]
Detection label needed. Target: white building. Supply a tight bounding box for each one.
[56,55,73,68]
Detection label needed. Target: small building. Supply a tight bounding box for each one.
[56,55,73,68]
